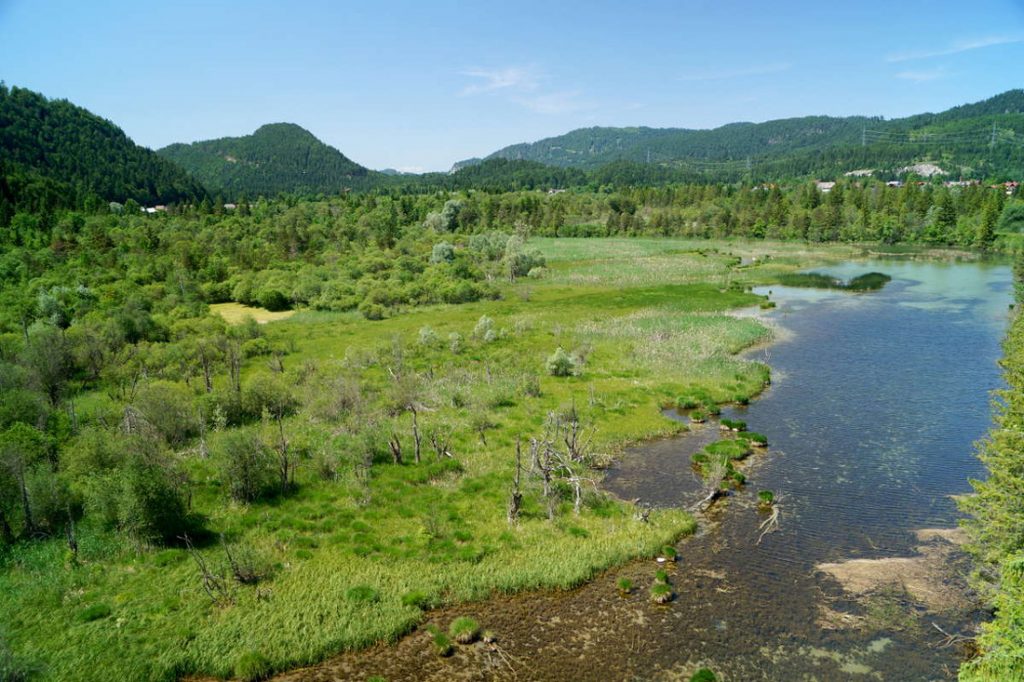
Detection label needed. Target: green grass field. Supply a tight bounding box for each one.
[0,239,827,681]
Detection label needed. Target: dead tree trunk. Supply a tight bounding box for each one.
[183,533,231,606]
[429,429,454,460]
[65,514,78,560]
[199,348,213,393]
[18,473,35,537]
[226,341,242,394]
[388,433,403,464]
[275,414,291,494]
[530,438,555,521]
[0,510,14,545]
[508,440,524,525]
[411,407,421,464]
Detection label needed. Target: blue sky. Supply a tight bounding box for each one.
[2,0,1024,171]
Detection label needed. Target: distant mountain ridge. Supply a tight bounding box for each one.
[455,90,1024,179]
[0,84,206,219]
[158,123,374,197]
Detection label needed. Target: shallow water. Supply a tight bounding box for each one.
[276,258,1011,681]
[602,257,1011,679]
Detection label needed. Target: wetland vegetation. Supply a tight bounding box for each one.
[0,185,1020,681]
[0,195,836,680]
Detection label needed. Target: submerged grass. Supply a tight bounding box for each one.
[0,237,811,681]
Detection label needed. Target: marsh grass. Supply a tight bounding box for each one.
[425,625,454,657]
[448,616,481,644]
[0,238,789,680]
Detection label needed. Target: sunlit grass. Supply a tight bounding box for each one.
[0,237,799,680]
[210,302,296,325]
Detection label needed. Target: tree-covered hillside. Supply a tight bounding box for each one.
[158,123,375,197]
[462,90,1024,181]
[0,84,206,222]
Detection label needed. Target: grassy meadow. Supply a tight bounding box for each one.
[1,239,840,681]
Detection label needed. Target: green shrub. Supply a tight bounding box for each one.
[449,616,481,644]
[133,380,201,447]
[234,650,272,682]
[758,490,775,506]
[690,669,718,682]
[662,545,677,561]
[472,315,494,339]
[217,430,277,503]
[359,301,386,320]
[430,241,455,264]
[417,325,439,346]
[242,373,296,421]
[241,338,272,358]
[546,347,577,377]
[617,578,633,594]
[114,449,193,544]
[258,288,290,312]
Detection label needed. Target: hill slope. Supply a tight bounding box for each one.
[159,123,374,197]
[0,84,206,220]
[460,90,1024,180]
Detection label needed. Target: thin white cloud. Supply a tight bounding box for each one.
[511,90,588,115]
[895,68,946,82]
[886,35,1023,62]
[460,65,590,115]
[460,66,539,95]
[678,62,791,81]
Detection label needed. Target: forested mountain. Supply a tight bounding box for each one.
[0,84,206,222]
[158,123,375,197]
[459,90,1024,181]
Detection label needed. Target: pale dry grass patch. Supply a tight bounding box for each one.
[211,302,296,325]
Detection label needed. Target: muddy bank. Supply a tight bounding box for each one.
[270,514,974,681]
[817,528,973,614]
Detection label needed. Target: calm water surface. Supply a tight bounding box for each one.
[603,257,1012,679]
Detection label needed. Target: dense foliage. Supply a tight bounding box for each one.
[464,90,1024,182]
[1,203,788,679]
[158,123,374,197]
[0,84,206,221]
[960,257,1024,679]
[5,84,1023,213]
